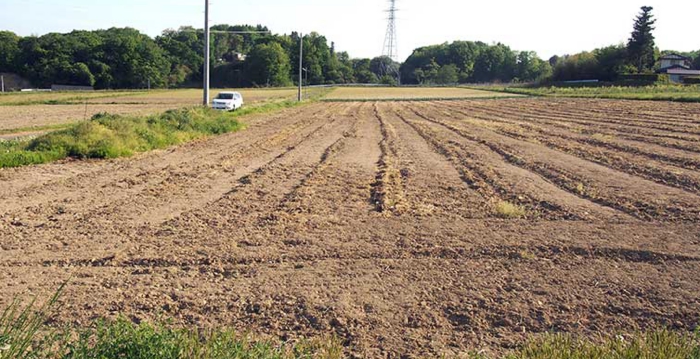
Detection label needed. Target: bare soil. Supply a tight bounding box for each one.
[1,99,700,358]
[0,103,178,131]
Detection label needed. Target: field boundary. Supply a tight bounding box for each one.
[467,85,700,103]
[321,95,527,103]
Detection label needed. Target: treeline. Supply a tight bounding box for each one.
[549,46,700,82]
[0,24,551,89]
[400,41,552,85]
[0,25,402,89]
[548,6,700,83]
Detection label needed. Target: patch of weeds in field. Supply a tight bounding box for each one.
[0,289,342,359]
[0,99,309,168]
[59,318,343,359]
[505,330,700,359]
[484,84,700,103]
[494,201,527,219]
[13,106,244,163]
[590,133,615,141]
[575,182,587,196]
[0,284,65,359]
[518,250,537,261]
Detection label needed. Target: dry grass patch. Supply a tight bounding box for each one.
[495,200,527,219]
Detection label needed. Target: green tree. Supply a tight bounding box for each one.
[551,52,599,81]
[370,56,399,79]
[627,6,657,73]
[0,31,21,72]
[352,58,378,83]
[515,51,552,82]
[157,27,204,87]
[594,45,631,81]
[435,64,459,84]
[100,28,170,88]
[245,42,291,87]
[424,59,441,84]
[333,51,355,83]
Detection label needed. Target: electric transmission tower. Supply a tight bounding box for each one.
[381,0,400,84]
[382,0,398,62]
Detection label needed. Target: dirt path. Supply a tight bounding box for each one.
[1,100,700,357]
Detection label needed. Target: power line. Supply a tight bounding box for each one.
[200,0,270,106]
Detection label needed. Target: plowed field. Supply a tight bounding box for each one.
[1,98,700,357]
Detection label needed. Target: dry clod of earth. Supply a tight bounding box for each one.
[2,98,700,357]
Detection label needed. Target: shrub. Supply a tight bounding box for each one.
[1,107,247,168]
[495,201,527,219]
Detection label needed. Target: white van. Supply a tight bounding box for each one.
[212,92,244,111]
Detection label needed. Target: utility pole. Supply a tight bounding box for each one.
[203,0,210,106]
[298,33,303,102]
[1,75,4,93]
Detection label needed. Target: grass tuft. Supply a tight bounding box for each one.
[59,318,343,359]
[0,283,65,359]
[507,330,700,359]
[495,201,527,219]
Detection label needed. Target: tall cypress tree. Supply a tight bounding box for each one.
[627,6,657,73]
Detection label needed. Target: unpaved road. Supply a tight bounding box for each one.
[1,99,700,357]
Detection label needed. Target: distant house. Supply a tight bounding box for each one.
[220,51,247,64]
[657,53,700,83]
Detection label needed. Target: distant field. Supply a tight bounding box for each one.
[86,88,300,105]
[0,88,309,133]
[0,90,142,106]
[323,86,517,101]
[487,84,700,102]
[0,103,177,131]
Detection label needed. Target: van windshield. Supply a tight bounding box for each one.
[216,93,234,100]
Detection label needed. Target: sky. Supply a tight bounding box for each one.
[1,0,699,61]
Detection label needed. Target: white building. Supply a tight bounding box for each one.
[657,54,700,83]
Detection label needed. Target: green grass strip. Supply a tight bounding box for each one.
[0,99,304,169]
[469,85,700,103]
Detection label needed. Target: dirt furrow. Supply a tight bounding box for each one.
[272,103,382,222]
[370,103,408,215]
[456,100,700,148]
[437,102,700,194]
[493,100,700,138]
[394,104,625,221]
[375,103,491,219]
[517,98,700,125]
[85,104,353,226]
[410,102,700,221]
[0,104,354,262]
[467,101,700,159]
[0,104,336,214]
[498,98,700,130]
[459,100,700,146]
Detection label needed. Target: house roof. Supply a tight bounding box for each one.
[658,64,691,73]
[660,53,691,61]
